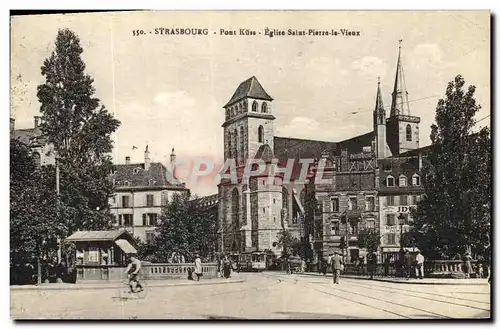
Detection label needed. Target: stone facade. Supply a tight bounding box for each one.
[218,43,426,263]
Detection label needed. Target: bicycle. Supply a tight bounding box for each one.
[118,273,148,300]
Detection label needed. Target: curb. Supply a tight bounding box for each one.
[297,273,489,286]
[10,279,245,291]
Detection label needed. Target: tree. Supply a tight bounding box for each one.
[276,229,300,259]
[10,138,63,282]
[36,29,120,239]
[358,228,380,254]
[408,75,491,260]
[146,192,218,262]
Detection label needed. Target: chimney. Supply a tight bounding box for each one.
[125,156,131,165]
[144,145,151,170]
[10,118,14,132]
[34,116,40,128]
[170,147,176,164]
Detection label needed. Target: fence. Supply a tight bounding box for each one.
[318,260,482,278]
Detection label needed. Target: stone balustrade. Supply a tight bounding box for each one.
[75,262,218,282]
[143,263,218,280]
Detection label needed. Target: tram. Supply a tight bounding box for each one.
[238,251,268,272]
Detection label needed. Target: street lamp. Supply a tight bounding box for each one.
[398,213,406,250]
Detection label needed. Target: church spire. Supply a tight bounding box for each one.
[374,76,385,128]
[390,40,410,117]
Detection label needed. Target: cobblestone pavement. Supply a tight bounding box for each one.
[10,272,491,319]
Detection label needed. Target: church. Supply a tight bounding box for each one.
[217,42,424,262]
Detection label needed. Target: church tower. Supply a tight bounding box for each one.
[222,76,275,165]
[386,41,420,155]
[373,77,392,159]
[220,77,278,254]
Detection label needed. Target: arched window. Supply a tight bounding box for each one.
[386,175,395,187]
[282,187,289,212]
[258,125,264,143]
[399,175,407,187]
[406,124,412,141]
[300,189,306,206]
[33,152,41,167]
[252,101,258,112]
[227,131,232,159]
[234,129,238,161]
[225,108,230,120]
[231,188,240,250]
[261,102,268,113]
[412,174,421,186]
[243,101,248,112]
[240,126,245,163]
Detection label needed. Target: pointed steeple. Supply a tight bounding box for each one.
[375,76,384,113]
[390,40,410,117]
[374,76,386,127]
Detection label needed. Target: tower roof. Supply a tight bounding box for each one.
[390,40,411,116]
[224,76,273,107]
[375,76,384,113]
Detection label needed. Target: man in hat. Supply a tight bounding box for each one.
[331,250,343,284]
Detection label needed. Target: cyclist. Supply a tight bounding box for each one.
[124,255,143,293]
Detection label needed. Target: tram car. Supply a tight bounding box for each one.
[238,251,268,272]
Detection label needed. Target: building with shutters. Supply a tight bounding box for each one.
[108,146,189,242]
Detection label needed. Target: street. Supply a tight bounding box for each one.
[10,272,491,319]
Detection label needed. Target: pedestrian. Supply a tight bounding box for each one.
[403,250,412,279]
[369,252,377,279]
[301,259,306,273]
[194,254,203,281]
[331,251,343,284]
[384,255,391,277]
[478,263,484,279]
[220,256,225,276]
[464,251,472,279]
[415,251,425,279]
[223,255,231,278]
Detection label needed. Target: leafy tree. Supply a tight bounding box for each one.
[358,228,380,254]
[146,192,217,262]
[276,229,300,259]
[10,138,63,280]
[36,29,120,240]
[408,75,491,260]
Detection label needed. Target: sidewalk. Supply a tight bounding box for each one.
[10,278,244,291]
[299,272,489,285]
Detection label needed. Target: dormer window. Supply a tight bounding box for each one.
[386,175,395,187]
[123,181,130,186]
[412,174,421,186]
[149,179,156,186]
[399,175,407,187]
[133,168,140,174]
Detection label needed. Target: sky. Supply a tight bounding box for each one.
[10,11,490,196]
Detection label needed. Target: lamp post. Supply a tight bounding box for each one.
[398,213,406,250]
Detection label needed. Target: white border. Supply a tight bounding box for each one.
[3,1,497,328]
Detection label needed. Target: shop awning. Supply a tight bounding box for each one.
[115,239,137,254]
